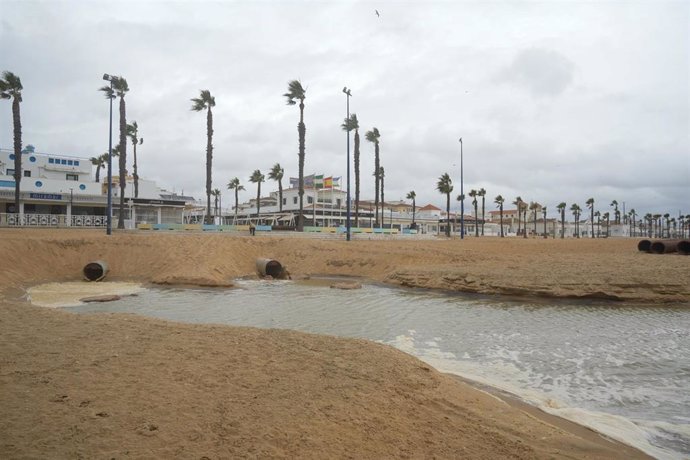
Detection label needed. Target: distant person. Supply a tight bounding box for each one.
[249,222,256,236]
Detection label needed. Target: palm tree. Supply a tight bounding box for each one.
[249,169,265,224]
[529,201,540,236]
[1,71,24,214]
[513,196,524,237]
[629,209,637,237]
[478,188,486,236]
[90,154,106,183]
[603,211,611,237]
[268,163,284,212]
[365,127,381,227]
[570,203,581,237]
[542,206,548,238]
[584,198,595,238]
[436,173,454,237]
[663,213,671,238]
[99,76,130,229]
[227,177,245,224]
[191,89,216,224]
[610,200,620,225]
[283,80,307,231]
[495,195,505,237]
[126,121,143,198]
[557,202,566,238]
[210,188,221,222]
[644,213,653,237]
[468,189,478,236]
[406,191,417,227]
[342,114,361,226]
[594,210,601,237]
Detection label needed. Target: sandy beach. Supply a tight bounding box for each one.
[2,229,687,458]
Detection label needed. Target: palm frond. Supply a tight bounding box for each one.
[1,71,23,91]
[283,79,305,105]
[99,85,115,99]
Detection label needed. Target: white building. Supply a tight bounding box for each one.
[0,148,187,227]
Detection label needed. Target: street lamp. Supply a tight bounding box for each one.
[103,73,115,235]
[459,137,464,239]
[343,87,352,241]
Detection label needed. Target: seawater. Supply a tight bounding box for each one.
[59,279,690,459]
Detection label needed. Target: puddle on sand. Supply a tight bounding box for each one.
[27,281,145,308]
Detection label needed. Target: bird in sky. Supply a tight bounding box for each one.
[375,9,380,17]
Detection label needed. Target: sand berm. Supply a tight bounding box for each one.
[2,229,687,458]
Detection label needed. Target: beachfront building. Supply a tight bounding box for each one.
[0,148,187,228]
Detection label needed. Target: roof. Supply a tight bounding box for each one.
[419,204,442,211]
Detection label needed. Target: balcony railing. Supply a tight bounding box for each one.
[0,213,107,228]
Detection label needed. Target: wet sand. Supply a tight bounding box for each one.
[3,229,686,458]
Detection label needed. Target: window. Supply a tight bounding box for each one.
[49,158,54,164]
[7,169,15,177]
[66,173,78,181]
[307,196,313,204]
[74,161,80,166]
[24,170,31,177]
[61,159,67,165]
[282,198,286,205]
[293,197,298,204]
[67,160,73,166]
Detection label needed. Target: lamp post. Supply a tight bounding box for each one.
[103,73,115,235]
[343,87,352,241]
[459,137,464,239]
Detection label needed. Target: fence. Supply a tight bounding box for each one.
[0,213,107,228]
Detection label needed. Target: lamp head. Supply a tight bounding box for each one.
[103,73,115,82]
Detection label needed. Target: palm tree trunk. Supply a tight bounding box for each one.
[474,204,479,237]
[354,130,360,227]
[256,183,261,222]
[206,107,213,225]
[481,197,485,236]
[412,199,416,225]
[278,179,283,212]
[374,144,379,227]
[500,206,504,237]
[118,96,127,229]
[234,190,239,223]
[12,97,22,213]
[381,173,385,228]
[297,102,305,231]
[133,141,139,198]
[445,193,450,237]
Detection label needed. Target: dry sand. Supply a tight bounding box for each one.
[1,229,687,458]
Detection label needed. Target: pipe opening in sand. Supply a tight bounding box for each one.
[678,240,690,255]
[256,258,288,279]
[650,240,680,254]
[83,261,109,281]
[637,240,652,252]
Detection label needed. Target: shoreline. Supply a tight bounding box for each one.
[2,229,686,458]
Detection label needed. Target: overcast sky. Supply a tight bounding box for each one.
[1,0,688,216]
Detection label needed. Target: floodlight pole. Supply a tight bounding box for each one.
[343,87,352,241]
[103,73,115,235]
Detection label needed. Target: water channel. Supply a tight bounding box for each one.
[43,279,690,459]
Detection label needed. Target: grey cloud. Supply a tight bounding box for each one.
[497,48,576,97]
